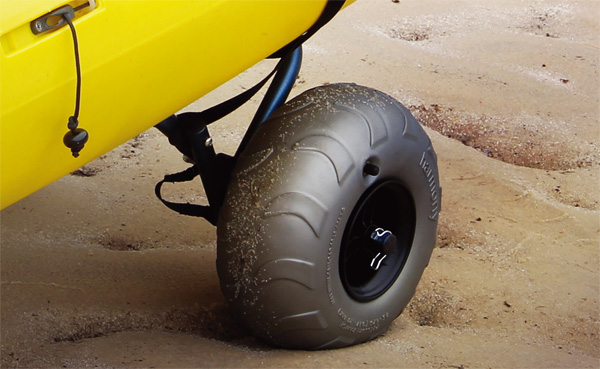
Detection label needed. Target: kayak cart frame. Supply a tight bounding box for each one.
[154,47,304,225]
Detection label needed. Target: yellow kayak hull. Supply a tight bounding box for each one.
[0,0,353,209]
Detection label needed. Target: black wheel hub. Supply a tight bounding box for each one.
[339,180,416,302]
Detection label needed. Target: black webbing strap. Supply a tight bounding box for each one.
[179,64,280,134]
[155,166,218,225]
[153,63,282,225]
[154,66,279,223]
[270,0,346,58]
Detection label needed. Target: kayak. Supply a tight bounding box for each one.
[0,0,353,209]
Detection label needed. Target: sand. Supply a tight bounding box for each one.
[1,0,599,367]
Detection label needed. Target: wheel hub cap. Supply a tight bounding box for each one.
[339,180,416,302]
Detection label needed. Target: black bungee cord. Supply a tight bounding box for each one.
[62,12,88,158]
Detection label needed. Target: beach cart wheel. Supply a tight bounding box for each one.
[217,84,440,349]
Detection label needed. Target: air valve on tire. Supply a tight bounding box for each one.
[369,228,397,270]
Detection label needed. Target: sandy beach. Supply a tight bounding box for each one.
[1,0,599,367]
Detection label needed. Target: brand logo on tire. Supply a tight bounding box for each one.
[337,308,388,334]
[420,151,440,220]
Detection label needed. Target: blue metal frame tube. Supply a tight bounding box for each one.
[235,46,303,158]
